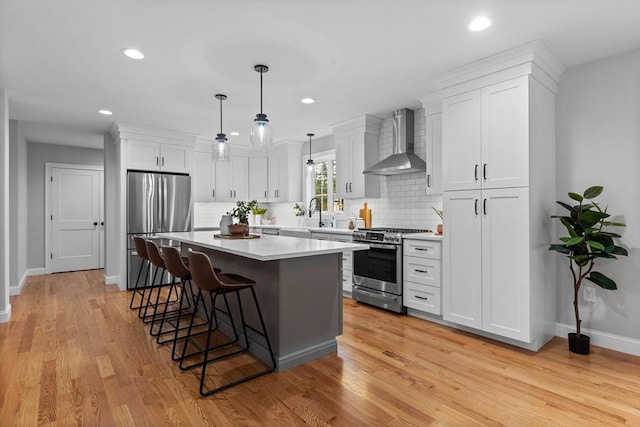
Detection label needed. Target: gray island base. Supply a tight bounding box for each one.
[157,231,368,372]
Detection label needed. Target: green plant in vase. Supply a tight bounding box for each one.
[228,200,257,225]
[548,186,627,355]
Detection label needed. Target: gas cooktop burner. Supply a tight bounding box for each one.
[353,227,431,244]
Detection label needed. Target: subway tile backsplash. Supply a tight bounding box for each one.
[194,107,442,230]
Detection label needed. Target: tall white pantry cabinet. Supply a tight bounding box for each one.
[437,41,565,351]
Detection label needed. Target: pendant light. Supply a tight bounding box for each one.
[214,94,230,161]
[250,64,272,147]
[306,133,315,171]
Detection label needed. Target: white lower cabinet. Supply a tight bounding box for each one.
[312,231,354,295]
[403,239,442,315]
[443,187,531,342]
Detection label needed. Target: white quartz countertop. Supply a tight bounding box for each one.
[402,232,443,241]
[157,231,368,262]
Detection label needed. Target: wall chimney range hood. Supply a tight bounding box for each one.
[363,108,426,175]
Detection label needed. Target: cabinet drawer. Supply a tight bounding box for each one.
[403,256,441,287]
[311,232,332,241]
[342,270,353,293]
[341,251,353,271]
[404,240,441,259]
[403,282,441,315]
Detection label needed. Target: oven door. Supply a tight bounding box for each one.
[353,242,401,294]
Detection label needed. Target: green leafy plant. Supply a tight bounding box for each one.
[228,200,257,224]
[549,186,627,337]
[293,203,306,217]
[252,205,268,215]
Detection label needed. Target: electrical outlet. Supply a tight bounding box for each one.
[583,286,596,303]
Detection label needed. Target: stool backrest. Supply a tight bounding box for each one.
[133,236,149,260]
[145,240,165,268]
[187,250,223,292]
[162,246,190,279]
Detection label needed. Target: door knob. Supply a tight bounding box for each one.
[93,222,98,226]
[101,222,104,226]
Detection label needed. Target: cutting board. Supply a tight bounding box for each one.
[214,234,261,239]
[359,203,372,228]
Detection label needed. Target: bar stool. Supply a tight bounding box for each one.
[182,249,276,396]
[143,240,181,330]
[129,236,151,312]
[160,246,215,358]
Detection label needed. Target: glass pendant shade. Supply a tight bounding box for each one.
[250,65,272,147]
[214,134,230,161]
[250,114,272,147]
[214,93,230,161]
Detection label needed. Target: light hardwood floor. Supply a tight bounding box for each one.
[1,270,638,426]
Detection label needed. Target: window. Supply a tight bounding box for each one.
[304,150,343,214]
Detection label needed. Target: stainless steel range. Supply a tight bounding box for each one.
[352,228,430,313]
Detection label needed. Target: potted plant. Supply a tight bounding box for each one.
[252,205,268,225]
[433,207,443,235]
[549,186,627,355]
[293,203,306,226]
[228,200,257,235]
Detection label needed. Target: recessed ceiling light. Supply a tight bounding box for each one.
[468,16,491,32]
[230,131,240,136]
[301,97,316,104]
[98,109,113,116]
[122,48,144,59]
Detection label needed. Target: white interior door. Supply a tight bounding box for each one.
[50,167,101,273]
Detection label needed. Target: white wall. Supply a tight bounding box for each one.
[103,133,118,282]
[556,49,640,340]
[8,120,28,292]
[27,142,103,269]
[0,89,10,322]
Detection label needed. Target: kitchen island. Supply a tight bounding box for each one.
[157,231,368,371]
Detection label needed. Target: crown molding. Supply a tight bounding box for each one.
[432,40,566,95]
[109,122,199,146]
[329,114,384,135]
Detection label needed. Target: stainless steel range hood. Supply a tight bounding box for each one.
[363,108,426,175]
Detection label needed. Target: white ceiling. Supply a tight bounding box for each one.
[1,1,639,148]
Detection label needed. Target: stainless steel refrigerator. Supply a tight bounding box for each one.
[127,171,192,289]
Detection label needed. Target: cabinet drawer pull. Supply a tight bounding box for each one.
[483,198,487,215]
[483,163,487,180]
[349,182,352,192]
[212,189,215,198]
[345,183,349,192]
[415,295,428,300]
[475,198,478,215]
[414,247,428,251]
[427,174,431,187]
[474,164,478,181]
[415,269,428,274]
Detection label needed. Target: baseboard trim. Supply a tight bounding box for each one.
[555,323,640,356]
[9,268,46,296]
[0,304,12,323]
[104,274,123,290]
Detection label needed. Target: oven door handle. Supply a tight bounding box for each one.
[364,242,398,250]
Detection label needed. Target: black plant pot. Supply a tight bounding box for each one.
[568,333,590,355]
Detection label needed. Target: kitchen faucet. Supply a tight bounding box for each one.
[309,197,324,227]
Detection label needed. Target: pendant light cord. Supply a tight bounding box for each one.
[219,97,223,135]
[260,69,263,115]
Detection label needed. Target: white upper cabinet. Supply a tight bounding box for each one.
[249,157,268,202]
[215,156,248,202]
[419,94,444,195]
[442,90,483,191]
[425,110,443,195]
[268,143,302,202]
[443,76,530,191]
[192,150,216,202]
[127,141,191,174]
[331,115,382,199]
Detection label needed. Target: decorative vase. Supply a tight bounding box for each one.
[248,213,256,226]
[219,214,233,235]
[568,333,590,355]
[437,224,443,235]
[228,223,248,236]
[256,214,264,225]
[297,216,305,226]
